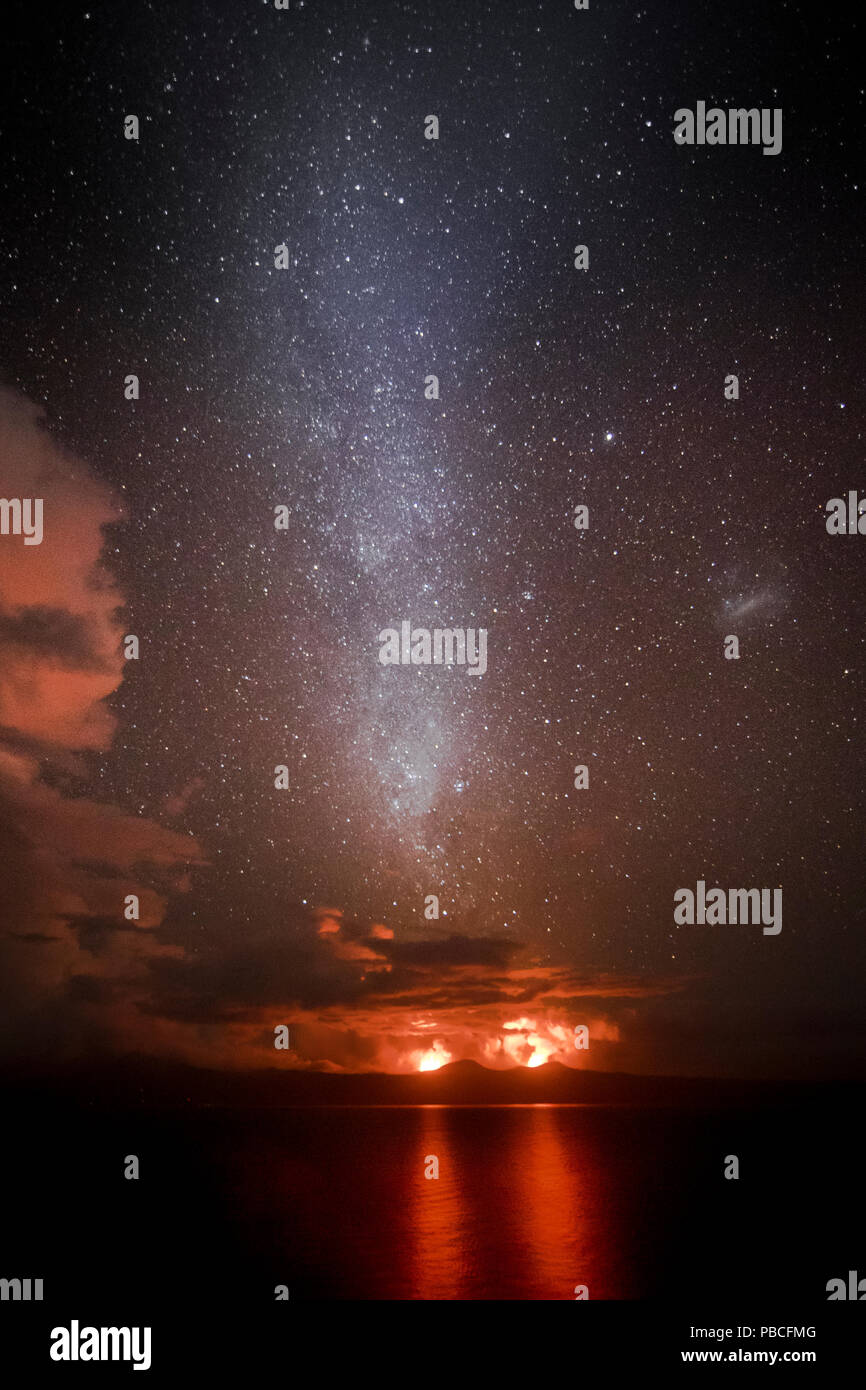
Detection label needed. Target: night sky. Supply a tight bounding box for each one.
[1,0,864,1079]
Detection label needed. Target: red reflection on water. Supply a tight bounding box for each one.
[405,1107,468,1299]
[405,1105,608,1300]
[514,1104,597,1298]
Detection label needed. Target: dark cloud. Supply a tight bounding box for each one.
[129,904,679,1074]
[0,606,114,673]
[64,915,141,957]
[386,933,520,969]
[66,974,116,1006]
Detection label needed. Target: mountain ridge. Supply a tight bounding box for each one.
[2,1054,861,1110]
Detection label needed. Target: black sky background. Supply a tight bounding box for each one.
[0,0,864,1078]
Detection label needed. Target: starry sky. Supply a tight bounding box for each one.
[0,0,863,1078]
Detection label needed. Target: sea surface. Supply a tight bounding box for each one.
[3,1100,860,1303]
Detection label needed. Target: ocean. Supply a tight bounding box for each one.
[3,1097,859,1304]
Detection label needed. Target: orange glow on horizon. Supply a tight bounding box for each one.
[414,1041,452,1071]
[488,1016,577,1069]
[407,1016,593,1072]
